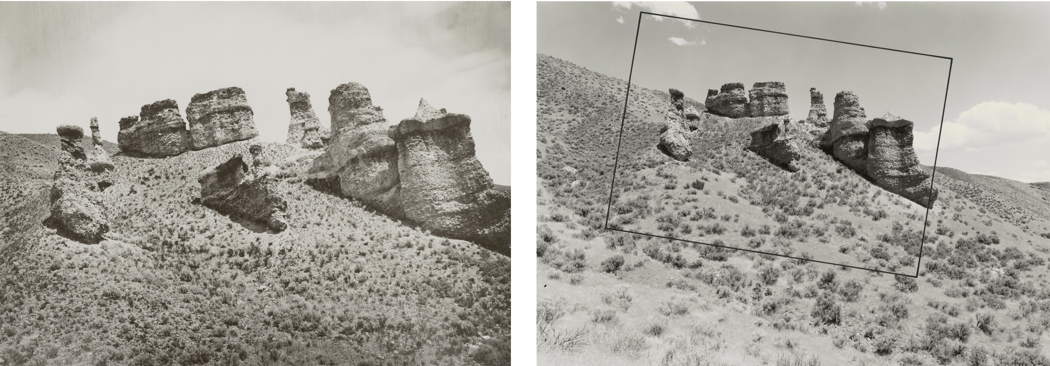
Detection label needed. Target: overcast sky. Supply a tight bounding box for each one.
[539,2,1050,183]
[0,2,510,185]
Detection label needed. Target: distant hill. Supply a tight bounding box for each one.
[536,54,1050,366]
[0,132,509,365]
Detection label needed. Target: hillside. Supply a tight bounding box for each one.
[1,132,509,365]
[537,54,1050,366]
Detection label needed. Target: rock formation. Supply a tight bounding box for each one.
[820,91,870,175]
[747,82,789,117]
[390,99,510,251]
[285,88,329,149]
[117,99,191,157]
[867,112,938,208]
[748,123,801,172]
[684,106,701,121]
[806,88,829,127]
[87,118,115,172]
[705,83,749,118]
[49,125,109,243]
[669,88,685,112]
[658,124,692,162]
[198,153,288,232]
[307,82,403,217]
[185,87,259,150]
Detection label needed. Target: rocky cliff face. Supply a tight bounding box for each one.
[747,82,789,117]
[88,117,114,172]
[867,113,938,208]
[390,99,510,252]
[117,99,191,157]
[705,83,749,118]
[747,123,801,172]
[49,124,109,243]
[806,88,829,127]
[307,82,402,217]
[285,88,329,149]
[185,87,259,150]
[198,153,288,232]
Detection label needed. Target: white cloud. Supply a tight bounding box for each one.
[613,1,700,28]
[855,1,888,11]
[668,37,695,46]
[1018,169,1050,183]
[914,102,1050,151]
[616,15,624,24]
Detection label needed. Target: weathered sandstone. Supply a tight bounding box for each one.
[747,82,789,117]
[185,87,259,150]
[198,153,288,232]
[118,99,191,157]
[748,123,801,172]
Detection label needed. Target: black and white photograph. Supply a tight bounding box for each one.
[538,2,1050,365]
[0,2,509,365]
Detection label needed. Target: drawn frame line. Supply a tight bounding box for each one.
[604,11,953,278]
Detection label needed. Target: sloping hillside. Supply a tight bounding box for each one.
[537,54,1050,366]
[1,134,509,365]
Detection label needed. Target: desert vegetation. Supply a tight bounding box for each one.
[537,54,1050,366]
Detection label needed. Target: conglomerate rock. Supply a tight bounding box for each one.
[49,125,108,243]
[747,82,789,117]
[806,88,829,127]
[705,83,749,118]
[658,124,692,162]
[748,123,801,172]
[185,87,259,150]
[867,113,938,208]
[285,88,329,149]
[820,91,870,175]
[389,99,510,253]
[87,117,114,172]
[117,99,191,157]
[198,153,288,232]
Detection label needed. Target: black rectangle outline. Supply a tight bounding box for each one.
[604,11,952,278]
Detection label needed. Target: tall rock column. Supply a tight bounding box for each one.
[307,82,402,217]
[185,87,259,150]
[50,124,109,243]
[285,87,329,149]
[806,88,829,127]
[88,117,115,172]
[390,99,510,254]
[867,112,938,208]
[747,82,789,117]
[820,91,870,175]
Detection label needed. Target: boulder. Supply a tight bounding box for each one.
[118,99,191,157]
[866,113,938,207]
[185,87,259,150]
[198,153,288,232]
[705,83,749,118]
[747,82,789,117]
[669,88,685,111]
[820,91,870,174]
[308,82,402,216]
[747,123,801,172]
[806,88,829,127]
[285,87,329,149]
[57,124,87,161]
[88,118,115,172]
[684,106,701,121]
[658,125,692,162]
[390,99,510,254]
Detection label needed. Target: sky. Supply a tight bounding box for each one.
[539,2,1050,183]
[0,2,510,185]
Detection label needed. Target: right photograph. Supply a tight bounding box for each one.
[537,2,1050,365]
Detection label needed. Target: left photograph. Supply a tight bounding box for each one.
[0,2,510,365]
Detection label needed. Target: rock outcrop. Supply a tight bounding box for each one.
[820,91,870,175]
[806,88,829,127]
[285,88,329,149]
[198,153,288,232]
[669,88,685,112]
[185,87,259,150]
[87,118,115,172]
[307,82,403,217]
[49,125,108,243]
[867,113,938,207]
[390,99,510,251]
[747,82,789,117]
[747,123,801,172]
[705,83,749,118]
[118,99,191,157]
[684,106,701,121]
[658,125,692,162]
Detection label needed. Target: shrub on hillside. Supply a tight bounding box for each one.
[811,293,841,325]
[600,255,625,273]
[895,275,919,293]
